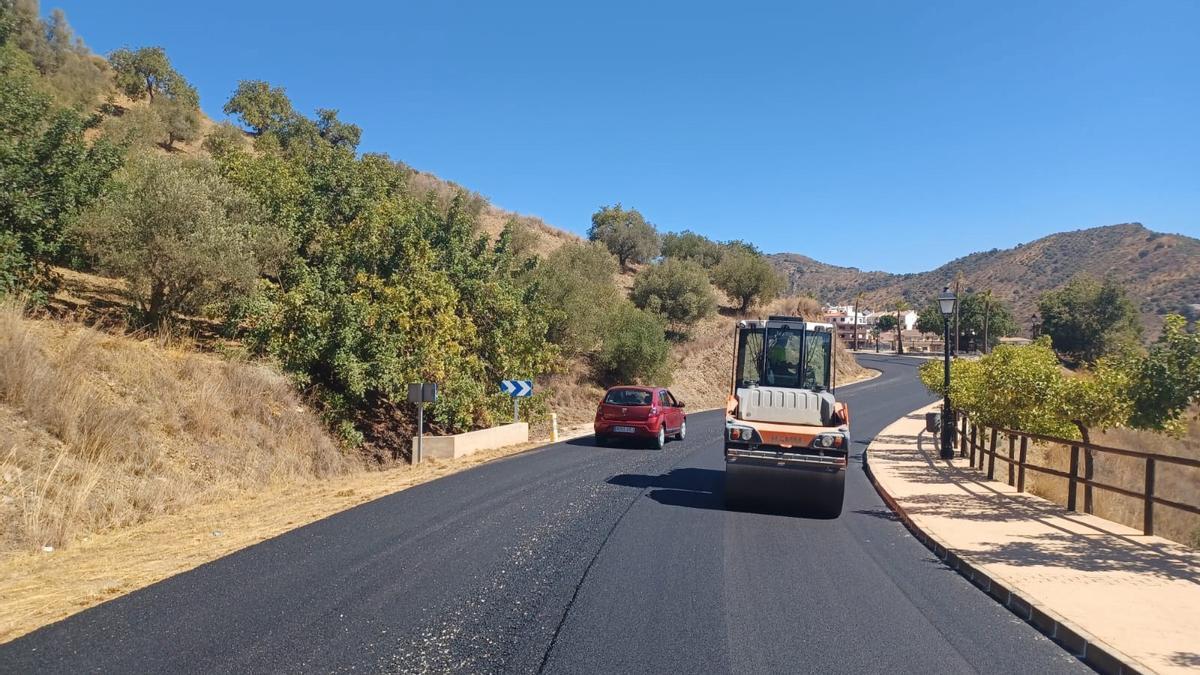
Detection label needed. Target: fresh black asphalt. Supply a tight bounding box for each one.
[0,354,1088,674]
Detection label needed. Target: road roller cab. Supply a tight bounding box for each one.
[724,316,850,516]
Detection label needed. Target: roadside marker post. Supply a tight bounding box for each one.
[407,383,438,464]
[500,379,533,423]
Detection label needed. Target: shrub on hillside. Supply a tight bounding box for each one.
[630,258,717,333]
[661,230,723,269]
[76,152,286,329]
[5,5,109,110]
[532,241,622,356]
[202,121,250,156]
[0,66,121,300]
[98,103,167,148]
[216,139,558,440]
[588,203,659,270]
[596,302,672,385]
[712,249,783,312]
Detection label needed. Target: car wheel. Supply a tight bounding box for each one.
[676,420,687,441]
[595,434,608,447]
[653,426,666,450]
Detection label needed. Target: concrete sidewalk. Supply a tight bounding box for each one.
[866,404,1200,675]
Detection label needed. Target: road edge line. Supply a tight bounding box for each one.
[862,406,1148,675]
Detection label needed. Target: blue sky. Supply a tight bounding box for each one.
[49,1,1200,272]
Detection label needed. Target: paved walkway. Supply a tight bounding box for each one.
[867,404,1200,675]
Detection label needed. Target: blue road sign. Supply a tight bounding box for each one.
[500,379,533,397]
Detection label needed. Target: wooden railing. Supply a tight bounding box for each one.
[952,412,1200,536]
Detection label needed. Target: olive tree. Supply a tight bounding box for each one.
[108,46,187,103]
[661,230,723,268]
[588,203,659,270]
[223,80,295,135]
[711,249,782,312]
[77,153,285,329]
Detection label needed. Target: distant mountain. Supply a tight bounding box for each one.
[770,223,1200,335]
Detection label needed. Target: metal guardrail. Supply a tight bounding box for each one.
[951,412,1200,536]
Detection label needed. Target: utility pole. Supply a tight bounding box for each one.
[982,290,991,355]
[853,292,863,351]
[953,270,963,355]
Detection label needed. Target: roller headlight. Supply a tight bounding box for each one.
[812,433,845,449]
[727,425,756,442]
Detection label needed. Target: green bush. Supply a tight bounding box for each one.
[919,338,1074,436]
[661,230,723,268]
[1038,276,1141,365]
[596,302,672,385]
[921,319,1200,441]
[1127,315,1200,434]
[0,66,121,299]
[630,258,716,332]
[531,241,622,356]
[216,140,558,437]
[99,104,164,147]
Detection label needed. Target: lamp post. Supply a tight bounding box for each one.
[938,286,957,460]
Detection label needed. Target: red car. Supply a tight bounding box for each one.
[594,386,687,449]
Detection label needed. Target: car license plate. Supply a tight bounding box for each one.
[614,426,635,434]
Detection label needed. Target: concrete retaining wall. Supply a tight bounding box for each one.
[413,422,529,461]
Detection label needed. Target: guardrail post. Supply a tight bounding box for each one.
[1017,436,1027,493]
[1084,448,1095,515]
[1007,434,1016,486]
[987,428,998,480]
[969,423,978,467]
[1067,445,1079,511]
[1144,457,1156,535]
[959,414,967,457]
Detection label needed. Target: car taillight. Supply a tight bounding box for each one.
[650,406,659,416]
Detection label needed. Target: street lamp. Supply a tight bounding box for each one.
[938,286,957,460]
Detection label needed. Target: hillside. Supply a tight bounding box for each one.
[772,223,1200,334]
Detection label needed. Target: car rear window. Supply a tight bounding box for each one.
[604,389,652,406]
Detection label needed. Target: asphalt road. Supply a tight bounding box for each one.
[0,354,1088,674]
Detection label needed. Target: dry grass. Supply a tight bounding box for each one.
[0,436,549,644]
[0,302,358,555]
[979,415,1200,548]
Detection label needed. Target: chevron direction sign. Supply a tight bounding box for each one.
[500,379,533,397]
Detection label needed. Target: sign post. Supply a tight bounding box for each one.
[500,379,533,423]
[407,383,438,464]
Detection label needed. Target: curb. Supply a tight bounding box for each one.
[863,422,1150,675]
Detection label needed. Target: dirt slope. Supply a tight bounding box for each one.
[0,303,360,555]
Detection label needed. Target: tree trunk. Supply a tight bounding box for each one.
[895,320,903,354]
[1075,421,1094,514]
[147,280,167,331]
